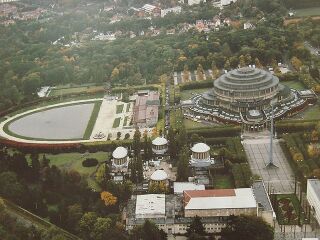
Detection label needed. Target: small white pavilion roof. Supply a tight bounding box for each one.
[191,143,210,153]
[112,146,128,159]
[152,137,168,146]
[150,169,168,181]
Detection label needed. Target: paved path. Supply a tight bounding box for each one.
[243,137,295,193]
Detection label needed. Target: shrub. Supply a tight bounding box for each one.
[82,158,98,167]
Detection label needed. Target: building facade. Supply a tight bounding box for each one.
[307,179,320,225]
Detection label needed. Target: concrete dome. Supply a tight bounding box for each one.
[112,146,128,159]
[150,169,168,181]
[152,137,168,146]
[191,143,210,153]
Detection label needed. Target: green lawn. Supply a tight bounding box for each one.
[83,101,102,139]
[37,152,109,175]
[116,104,124,114]
[180,88,211,101]
[213,174,235,189]
[295,7,320,17]
[183,119,208,129]
[49,85,105,97]
[113,117,121,128]
[300,104,320,120]
[282,81,306,90]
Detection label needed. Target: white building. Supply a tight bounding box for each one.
[190,143,214,168]
[150,169,168,184]
[135,194,166,219]
[173,182,205,194]
[0,0,18,3]
[307,179,320,224]
[182,0,204,6]
[152,137,168,155]
[161,6,181,18]
[112,146,129,171]
[220,0,237,6]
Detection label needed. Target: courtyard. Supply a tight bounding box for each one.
[243,137,295,194]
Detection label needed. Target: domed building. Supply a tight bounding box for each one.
[112,146,129,172]
[152,137,168,155]
[190,143,214,168]
[188,67,315,132]
[150,169,168,185]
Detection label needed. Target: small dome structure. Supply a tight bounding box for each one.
[152,137,168,155]
[150,169,168,181]
[191,143,210,153]
[112,146,128,159]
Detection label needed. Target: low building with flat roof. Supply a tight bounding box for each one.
[183,188,257,218]
[135,194,165,219]
[173,182,205,194]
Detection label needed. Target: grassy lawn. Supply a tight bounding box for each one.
[113,117,121,128]
[116,104,124,114]
[183,119,208,129]
[273,194,307,225]
[213,174,235,189]
[300,104,320,120]
[282,81,306,90]
[41,151,109,175]
[295,7,320,17]
[83,100,102,139]
[170,108,183,129]
[49,85,105,97]
[180,87,210,101]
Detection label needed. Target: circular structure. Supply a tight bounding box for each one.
[112,146,129,171]
[190,143,213,168]
[150,169,168,181]
[209,67,280,112]
[152,137,168,155]
[187,67,317,132]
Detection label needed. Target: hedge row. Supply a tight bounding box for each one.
[187,126,241,138]
[276,120,318,134]
[0,138,133,154]
[179,80,212,91]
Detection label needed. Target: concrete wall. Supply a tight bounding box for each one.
[184,207,257,218]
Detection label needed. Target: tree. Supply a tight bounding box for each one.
[291,56,302,71]
[177,146,190,181]
[92,217,112,240]
[255,58,262,68]
[30,153,40,181]
[220,215,274,240]
[239,55,246,67]
[101,191,117,206]
[79,212,98,239]
[187,216,206,236]
[0,171,25,204]
[211,61,220,79]
[183,64,190,82]
[167,127,177,161]
[133,128,141,156]
[196,64,204,81]
[130,220,167,240]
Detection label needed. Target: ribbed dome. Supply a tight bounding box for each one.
[214,67,279,92]
[150,169,168,181]
[112,146,128,159]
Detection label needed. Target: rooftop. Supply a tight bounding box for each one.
[174,182,205,194]
[152,137,168,146]
[135,194,165,218]
[112,146,128,159]
[191,143,210,153]
[150,169,168,181]
[184,188,257,210]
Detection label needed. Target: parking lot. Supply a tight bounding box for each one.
[243,138,295,194]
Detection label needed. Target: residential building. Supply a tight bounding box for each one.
[161,6,181,18]
[307,179,320,224]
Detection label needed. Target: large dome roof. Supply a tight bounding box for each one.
[150,169,168,181]
[214,67,279,92]
[152,137,168,146]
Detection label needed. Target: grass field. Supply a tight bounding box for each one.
[116,104,124,114]
[282,81,306,90]
[113,117,121,128]
[295,7,320,17]
[49,85,105,97]
[183,119,208,129]
[213,174,235,189]
[180,88,211,101]
[83,101,102,139]
[300,104,320,120]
